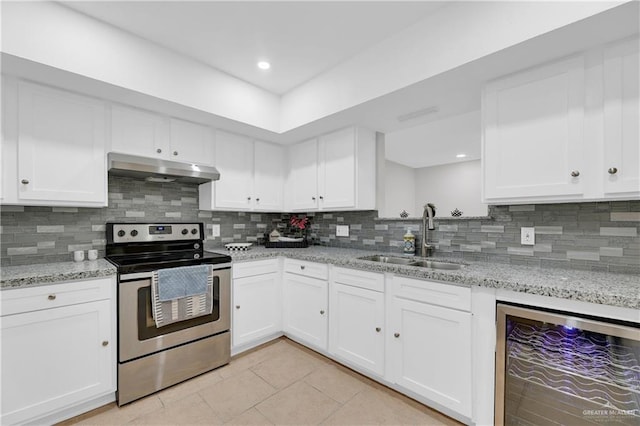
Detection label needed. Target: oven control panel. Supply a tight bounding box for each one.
[109,223,202,243]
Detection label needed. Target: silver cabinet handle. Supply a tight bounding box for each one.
[394,332,400,338]
[21,179,29,185]
[102,341,109,347]
[570,170,580,177]
[156,148,162,154]
[376,327,381,332]
[173,151,178,156]
[320,310,325,315]
[236,305,240,309]
[608,167,618,175]
[48,294,56,301]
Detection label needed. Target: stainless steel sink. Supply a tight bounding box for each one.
[407,260,463,270]
[358,255,463,270]
[358,255,417,265]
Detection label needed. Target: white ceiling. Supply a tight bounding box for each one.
[61,1,447,95]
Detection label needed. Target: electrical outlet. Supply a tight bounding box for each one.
[336,225,349,237]
[211,224,220,238]
[521,227,535,245]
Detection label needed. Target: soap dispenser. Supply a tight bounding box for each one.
[403,228,416,255]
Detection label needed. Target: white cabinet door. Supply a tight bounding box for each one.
[288,138,318,211]
[1,300,114,425]
[111,105,169,159]
[603,38,640,196]
[253,141,284,211]
[17,82,107,205]
[169,118,214,165]
[483,56,585,202]
[389,297,472,418]
[233,272,281,348]
[329,282,384,376]
[214,130,254,209]
[283,272,328,351]
[318,127,356,209]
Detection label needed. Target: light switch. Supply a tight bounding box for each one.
[520,227,535,245]
[336,225,349,237]
[211,224,221,238]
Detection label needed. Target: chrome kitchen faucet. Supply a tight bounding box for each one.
[421,203,436,257]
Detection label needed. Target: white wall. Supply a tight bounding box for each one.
[414,160,487,217]
[384,160,416,218]
[0,1,281,132]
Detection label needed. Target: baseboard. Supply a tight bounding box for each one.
[24,393,115,426]
[231,332,284,356]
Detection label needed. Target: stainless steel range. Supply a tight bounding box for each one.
[106,222,232,406]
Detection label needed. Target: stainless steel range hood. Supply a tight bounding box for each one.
[108,152,220,184]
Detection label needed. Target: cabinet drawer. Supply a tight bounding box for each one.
[392,276,471,311]
[284,259,328,280]
[0,277,114,316]
[233,258,279,279]
[332,266,384,292]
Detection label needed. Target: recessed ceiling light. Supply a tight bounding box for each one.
[456,154,467,158]
[257,61,271,70]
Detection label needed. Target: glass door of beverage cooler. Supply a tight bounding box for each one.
[495,304,640,426]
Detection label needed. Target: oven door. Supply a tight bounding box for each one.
[118,267,230,362]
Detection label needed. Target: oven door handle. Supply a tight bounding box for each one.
[119,263,232,281]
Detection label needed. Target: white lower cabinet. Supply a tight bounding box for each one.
[232,260,282,351]
[329,267,385,377]
[0,277,116,425]
[282,260,328,351]
[389,279,473,419]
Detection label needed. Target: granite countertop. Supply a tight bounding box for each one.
[207,246,640,310]
[0,259,117,289]
[2,247,637,310]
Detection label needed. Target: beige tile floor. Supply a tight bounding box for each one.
[62,338,462,426]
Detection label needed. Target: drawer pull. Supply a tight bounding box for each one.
[608,167,618,175]
[320,310,325,315]
[376,327,381,332]
[394,332,400,338]
[236,305,240,309]
[102,341,109,347]
[570,170,580,177]
[48,294,56,301]
[300,265,305,270]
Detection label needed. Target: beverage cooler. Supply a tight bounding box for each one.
[495,303,639,425]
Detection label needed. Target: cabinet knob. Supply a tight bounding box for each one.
[320,310,325,315]
[394,332,400,338]
[312,196,316,201]
[156,148,162,154]
[21,179,29,185]
[300,265,305,270]
[319,196,324,200]
[236,305,240,309]
[570,170,580,177]
[256,198,260,203]
[102,341,109,347]
[48,294,56,301]
[376,327,381,332]
[247,196,251,201]
[173,151,178,156]
[608,167,618,175]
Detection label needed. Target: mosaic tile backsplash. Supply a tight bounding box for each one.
[1,175,638,274]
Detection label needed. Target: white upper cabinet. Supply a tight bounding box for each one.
[253,140,284,211]
[111,105,213,165]
[603,38,640,197]
[169,118,214,165]
[482,56,586,203]
[200,131,284,211]
[111,105,169,159]
[288,138,319,211]
[483,37,640,204]
[14,82,107,206]
[286,126,376,211]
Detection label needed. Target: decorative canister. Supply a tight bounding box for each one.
[403,228,415,255]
